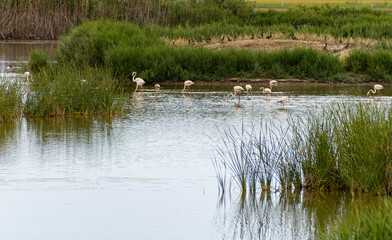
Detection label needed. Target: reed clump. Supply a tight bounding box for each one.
[0,81,24,123]
[23,66,123,118]
[214,101,392,197]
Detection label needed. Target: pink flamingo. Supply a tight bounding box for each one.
[227,86,245,104]
[367,84,384,96]
[132,72,145,92]
[182,80,194,93]
[259,87,272,95]
[245,84,252,96]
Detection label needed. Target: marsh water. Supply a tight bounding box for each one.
[0,41,390,240]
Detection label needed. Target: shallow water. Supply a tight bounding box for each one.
[0,41,390,240]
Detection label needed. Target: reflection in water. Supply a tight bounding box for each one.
[214,191,358,240]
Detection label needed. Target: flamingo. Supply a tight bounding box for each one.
[24,71,31,81]
[245,84,252,96]
[269,80,278,90]
[259,87,272,95]
[132,72,145,92]
[367,84,384,96]
[154,84,161,94]
[182,80,194,93]
[227,86,244,104]
[277,96,289,107]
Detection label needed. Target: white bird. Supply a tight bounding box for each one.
[227,86,245,104]
[259,87,272,95]
[155,84,160,93]
[132,72,145,92]
[182,80,194,93]
[269,80,278,90]
[277,96,289,107]
[24,71,31,81]
[245,84,252,96]
[367,84,384,96]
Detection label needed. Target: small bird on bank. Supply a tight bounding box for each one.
[227,36,232,42]
[257,33,264,39]
[343,42,350,49]
[292,34,298,40]
[323,42,328,51]
[250,34,254,40]
[220,37,225,42]
[266,33,272,39]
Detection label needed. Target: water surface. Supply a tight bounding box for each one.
[0,41,390,240]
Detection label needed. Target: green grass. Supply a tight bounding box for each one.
[24,66,123,117]
[0,81,24,123]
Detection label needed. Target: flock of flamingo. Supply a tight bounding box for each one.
[131,72,290,106]
[22,71,386,107]
[131,71,387,107]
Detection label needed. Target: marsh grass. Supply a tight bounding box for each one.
[24,66,123,117]
[214,101,392,197]
[0,81,24,123]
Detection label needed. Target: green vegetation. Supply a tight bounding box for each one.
[320,198,392,239]
[214,101,392,197]
[3,0,392,41]
[0,82,24,123]
[24,66,123,118]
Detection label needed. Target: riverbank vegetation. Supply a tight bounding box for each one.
[214,101,392,197]
[2,0,392,41]
[28,19,392,83]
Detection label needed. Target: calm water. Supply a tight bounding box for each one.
[0,41,390,240]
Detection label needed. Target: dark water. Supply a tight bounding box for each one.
[0,41,390,240]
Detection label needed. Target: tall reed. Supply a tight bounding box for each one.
[24,66,123,117]
[214,101,392,197]
[0,81,24,123]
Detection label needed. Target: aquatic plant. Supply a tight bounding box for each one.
[0,81,24,123]
[29,49,49,73]
[214,101,392,197]
[24,66,123,117]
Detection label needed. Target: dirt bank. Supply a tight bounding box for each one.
[170,34,377,60]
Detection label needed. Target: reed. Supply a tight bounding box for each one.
[0,81,24,123]
[214,101,392,196]
[23,66,123,117]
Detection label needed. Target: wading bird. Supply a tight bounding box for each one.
[277,96,289,107]
[367,84,384,96]
[269,80,278,90]
[259,87,272,95]
[24,71,31,81]
[155,84,160,93]
[182,80,194,93]
[227,86,244,104]
[132,72,146,92]
[245,84,252,96]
